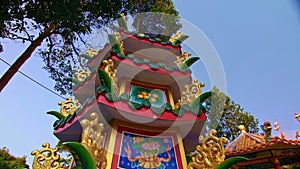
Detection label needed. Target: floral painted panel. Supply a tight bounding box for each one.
[118,132,178,169]
[129,85,167,108]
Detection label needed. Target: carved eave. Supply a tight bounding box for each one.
[120,30,181,56]
[96,93,206,125]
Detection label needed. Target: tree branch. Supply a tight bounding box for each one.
[0,23,56,92]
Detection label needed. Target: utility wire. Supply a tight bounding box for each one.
[0,57,66,99]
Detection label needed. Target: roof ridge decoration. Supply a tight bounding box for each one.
[31,143,66,169]
[175,80,205,109]
[187,129,228,169]
[169,31,189,46]
[80,112,107,168]
[58,97,80,117]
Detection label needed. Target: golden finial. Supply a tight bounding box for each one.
[58,97,80,117]
[188,130,228,169]
[238,125,247,133]
[31,143,66,169]
[85,48,99,57]
[177,80,205,106]
[80,112,107,168]
[102,59,118,94]
[74,69,91,82]
[174,51,191,68]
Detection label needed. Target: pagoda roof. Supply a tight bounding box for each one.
[225,126,300,168]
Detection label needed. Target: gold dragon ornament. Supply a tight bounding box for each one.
[187,130,228,169]
[80,112,107,169]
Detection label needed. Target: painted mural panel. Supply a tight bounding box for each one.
[118,132,178,169]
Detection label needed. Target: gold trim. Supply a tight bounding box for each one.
[106,120,118,169]
[177,132,188,168]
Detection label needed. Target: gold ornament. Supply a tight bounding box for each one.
[296,131,300,140]
[174,51,191,68]
[31,143,65,169]
[177,80,205,106]
[102,59,119,94]
[188,130,228,169]
[58,97,80,117]
[169,31,184,44]
[85,48,99,57]
[74,69,91,82]
[114,32,125,55]
[80,112,107,168]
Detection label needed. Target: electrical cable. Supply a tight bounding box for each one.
[0,57,66,99]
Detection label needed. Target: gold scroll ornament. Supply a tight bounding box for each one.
[58,97,80,117]
[31,143,65,169]
[188,130,228,169]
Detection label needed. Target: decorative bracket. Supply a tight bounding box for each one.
[176,80,205,107]
[31,143,66,169]
[187,130,228,169]
[80,112,107,168]
[58,97,80,117]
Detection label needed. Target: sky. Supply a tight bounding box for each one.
[1,0,300,166]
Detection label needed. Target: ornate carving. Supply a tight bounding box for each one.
[102,59,118,94]
[74,69,91,82]
[85,48,99,57]
[80,112,107,168]
[114,32,125,55]
[174,51,191,68]
[188,130,228,169]
[58,97,80,117]
[169,31,184,44]
[177,80,205,106]
[31,143,65,169]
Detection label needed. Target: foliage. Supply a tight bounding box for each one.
[205,87,260,142]
[0,0,180,94]
[131,0,181,41]
[0,147,29,169]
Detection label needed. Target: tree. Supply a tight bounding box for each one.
[0,0,180,94]
[205,87,259,142]
[0,147,29,169]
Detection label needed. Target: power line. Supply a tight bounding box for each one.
[0,57,66,99]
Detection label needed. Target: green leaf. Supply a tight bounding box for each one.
[120,93,130,100]
[181,57,200,70]
[97,69,113,93]
[47,111,65,120]
[128,101,143,109]
[190,91,212,108]
[63,142,97,169]
[214,156,248,169]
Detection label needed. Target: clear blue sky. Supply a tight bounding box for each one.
[0,0,300,166]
